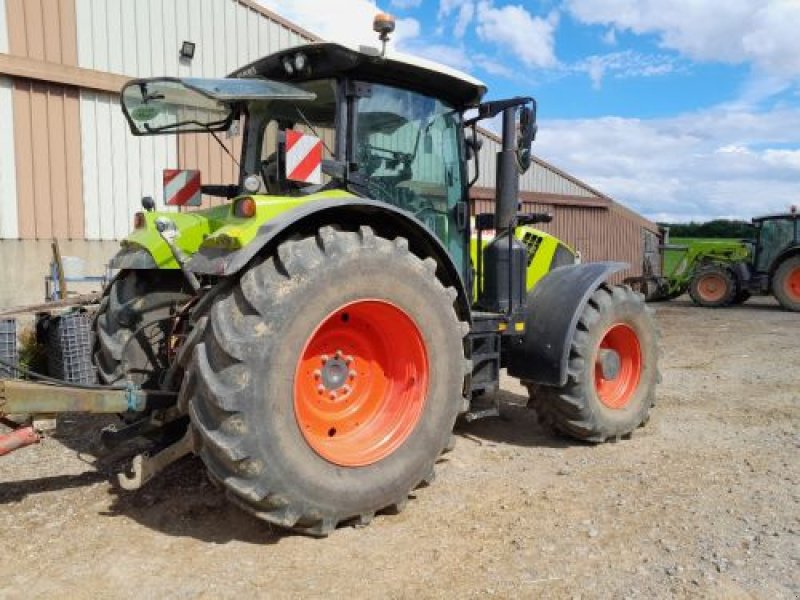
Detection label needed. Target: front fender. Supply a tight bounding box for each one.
[188,198,472,322]
[506,262,627,386]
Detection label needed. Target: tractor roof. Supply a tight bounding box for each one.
[752,212,799,223]
[229,42,487,109]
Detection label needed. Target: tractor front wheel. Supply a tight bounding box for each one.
[527,285,658,442]
[689,265,737,308]
[773,256,800,311]
[182,226,468,535]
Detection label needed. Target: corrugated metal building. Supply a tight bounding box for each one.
[0,0,657,307]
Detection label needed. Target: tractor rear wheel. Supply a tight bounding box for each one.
[773,255,800,311]
[93,270,191,387]
[689,265,737,308]
[182,226,468,535]
[527,285,658,442]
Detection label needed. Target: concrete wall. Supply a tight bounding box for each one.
[0,239,118,308]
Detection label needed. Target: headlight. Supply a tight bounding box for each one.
[243,174,261,194]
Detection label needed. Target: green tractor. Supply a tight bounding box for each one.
[688,213,800,310]
[3,24,659,535]
[631,213,800,310]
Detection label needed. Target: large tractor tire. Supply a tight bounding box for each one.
[527,285,658,443]
[93,270,192,387]
[688,265,737,308]
[182,226,468,536]
[773,256,800,312]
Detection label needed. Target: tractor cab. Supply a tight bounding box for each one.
[120,40,545,299]
[752,212,799,273]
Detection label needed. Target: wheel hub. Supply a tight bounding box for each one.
[597,348,621,380]
[319,353,353,392]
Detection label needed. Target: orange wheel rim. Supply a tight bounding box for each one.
[697,274,727,302]
[786,266,800,302]
[294,300,429,467]
[594,324,642,409]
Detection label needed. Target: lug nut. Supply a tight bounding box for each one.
[335,350,343,359]
[328,391,337,400]
[341,385,351,395]
[349,370,357,379]
[313,369,321,379]
[344,355,353,365]
[320,354,329,364]
[317,384,325,394]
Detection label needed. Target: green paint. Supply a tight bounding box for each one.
[115,190,355,269]
[469,225,576,300]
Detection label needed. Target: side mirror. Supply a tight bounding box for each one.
[465,133,482,160]
[516,105,537,172]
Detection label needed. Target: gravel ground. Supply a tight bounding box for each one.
[1,297,798,599]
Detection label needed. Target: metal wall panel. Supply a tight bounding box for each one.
[80,91,177,240]
[473,132,596,198]
[76,0,310,79]
[5,0,78,65]
[12,80,84,239]
[0,0,7,53]
[0,2,17,239]
[0,77,17,239]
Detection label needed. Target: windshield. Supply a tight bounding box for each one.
[756,218,796,270]
[354,83,466,270]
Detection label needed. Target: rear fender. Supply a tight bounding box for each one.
[506,262,627,386]
[188,198,472,322]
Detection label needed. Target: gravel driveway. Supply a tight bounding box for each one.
[1,297,798,599]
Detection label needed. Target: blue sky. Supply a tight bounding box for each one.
[260,1,800,223]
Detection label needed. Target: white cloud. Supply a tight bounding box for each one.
[475,2,559,68]
[565,0,800,80]
[401,43,473,71]
[529,106,800,222]
[575,50,680,89]
[601,28,617,46]
[257,0,420,47]
[391,0,421,8]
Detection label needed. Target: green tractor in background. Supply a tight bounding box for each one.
[630,212,800,311]
[84,27,659,535]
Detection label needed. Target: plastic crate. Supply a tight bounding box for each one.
[46,311,96,384]
[0,318,18,378]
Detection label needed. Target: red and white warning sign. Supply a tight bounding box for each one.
[164,169,202,207]
[285,129,323,185]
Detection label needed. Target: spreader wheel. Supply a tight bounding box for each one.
[183,226,468,535]
[527,285,658,443]
[688,265,737,308]
[773,256,800,312]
